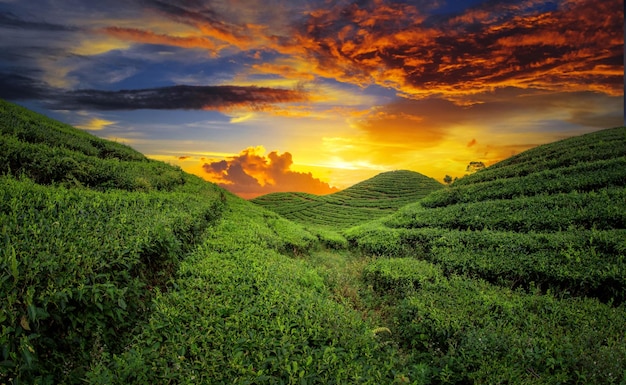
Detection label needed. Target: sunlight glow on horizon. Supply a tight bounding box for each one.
[0,0,622,198]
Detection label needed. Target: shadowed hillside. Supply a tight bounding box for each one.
[252,170,443,228]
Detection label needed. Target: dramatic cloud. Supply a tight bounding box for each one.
[202,146,339,198]
[291,0,623,101]
[0,0,622,190]
[60,85,307,111]
[0,11,79,32]
[0,74,49,100]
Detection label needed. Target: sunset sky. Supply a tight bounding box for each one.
[1,0,623,198]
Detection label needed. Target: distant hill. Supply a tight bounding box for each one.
[252,169,443,228]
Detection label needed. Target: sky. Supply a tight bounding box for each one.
[0,0,623,198]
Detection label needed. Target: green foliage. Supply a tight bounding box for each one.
[2,100,626,384]
[0,133,201,192]
[360,257,626,384]
[307,226,349,250]
[0,99,215,194]
[363,258,443,297]
[84,199,411,384]
[453,126,626,186]
[396,275,626,384]
[386,188,626,232]
[0,176,224,383]
[0,100,144,162]
[422,156,626,208]
[344,222,413,257]
[252,170,443,229]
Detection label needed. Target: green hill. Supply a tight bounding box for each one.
[0,100,405,383]
[2,98,625,384]
[252,170,443,228]
[345,126,626,383]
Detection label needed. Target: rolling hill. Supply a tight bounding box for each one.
[345,126,626,383]
[0,100,402,383]
[346,126,626,302]
[2,98,625,384]
[252,170,443,228]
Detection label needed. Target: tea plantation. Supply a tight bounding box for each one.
[1,98,625,384]
[252,170,443,229]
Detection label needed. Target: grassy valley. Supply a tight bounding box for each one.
[1,99,625,384]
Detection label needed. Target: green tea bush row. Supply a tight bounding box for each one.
[0,99,213,195]
[0,176,224,383]
[344,223,413,257]
[386,188,626,232]
[0,135,197,192]
[85,198,413,384]
[454,127,626,186]
[396,275,626,384]
[347,224,626,303]
[305,226,349,250]
[362,258,444,297]
[253,170,442,229]
[252,192,322,216]
[420,229,626,303]
[263,214,317,255]
[422,156,626,208]
[0,100,144,162]
[362,257,626,384]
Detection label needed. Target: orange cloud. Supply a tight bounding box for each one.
[288,0,623,101]
[91,0,622,105]
[102,26,220,53]
[201,146,339,199]
[98,0,621,104]
[338,87,622,182]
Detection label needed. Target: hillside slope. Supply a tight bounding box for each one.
[348,126,626,301]
[345,126,626,383]
[252,169,443,228]
[0,100,409,384]
[3,99,625,384]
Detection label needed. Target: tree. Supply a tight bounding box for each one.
[443,175,453,185]
[466,161,485,173]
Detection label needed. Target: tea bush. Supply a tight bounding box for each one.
[0,99,144,162]
[359,257,626,384]
[396,275,626,384]
[386,188,626,232]
[421,156,626,208]
[253,170,443,229]
[0,176,224,383]
[453,126,626,186]
[85,198,414,384]
[362,258,443,297]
